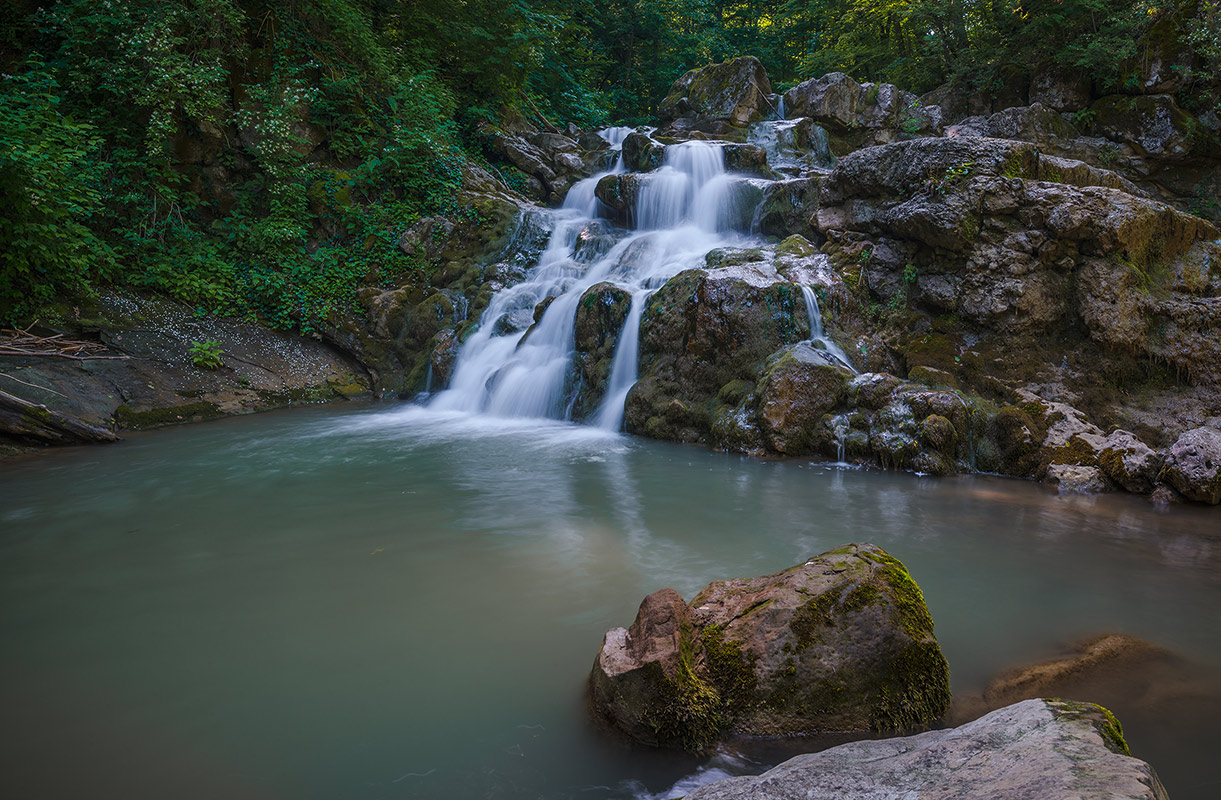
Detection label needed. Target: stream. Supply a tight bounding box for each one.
[2,403,1218,799]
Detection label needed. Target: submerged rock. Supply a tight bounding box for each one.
[684,699,1167,800]
[589,544,950,750]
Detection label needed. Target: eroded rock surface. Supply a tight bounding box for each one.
[684,699,1168,800]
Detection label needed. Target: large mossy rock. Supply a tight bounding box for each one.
[589,544,951,751]
[658,56,773,129]
[684,699,1167,800]
[782,73,938,154]
[757,343,852,455]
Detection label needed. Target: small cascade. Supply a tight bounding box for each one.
[776,95,786,120]
[431,137,750,421]
[799,285,856,373]
[747,119,836,173]
[593,289,652,431]
[562,126,634,217]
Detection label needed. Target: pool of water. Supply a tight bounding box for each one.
[2,402,1218,799]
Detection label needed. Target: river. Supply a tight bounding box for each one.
[2,402,1218,799]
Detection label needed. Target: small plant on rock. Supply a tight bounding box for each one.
[189,340,224,370]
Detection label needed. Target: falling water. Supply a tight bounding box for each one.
[431,137,756,424]
[799,285,856,373]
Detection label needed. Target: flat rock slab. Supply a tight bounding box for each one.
[686,698,1167,800]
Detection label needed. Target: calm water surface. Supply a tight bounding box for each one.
[1,402,1218,799]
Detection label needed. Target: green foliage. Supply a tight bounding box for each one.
[0,65,113,322]
[188,339,224,369]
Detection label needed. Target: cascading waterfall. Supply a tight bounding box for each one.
[431,129,843,431]
[799,285,856,373]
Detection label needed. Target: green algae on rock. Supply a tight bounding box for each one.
[588,544,950,751]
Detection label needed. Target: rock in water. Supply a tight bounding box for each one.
[1159,426,1221,504]
[684,699,1167,800]
[588,544,950,750]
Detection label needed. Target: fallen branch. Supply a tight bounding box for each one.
[0,389,119,443]
[0,372,68,398]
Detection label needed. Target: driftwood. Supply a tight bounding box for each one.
[0,389,119,444]
[0,325,129,361]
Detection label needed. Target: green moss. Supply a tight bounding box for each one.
[1047,700,1132,756]
[870,639,952,731]
[1046,434,1100,467]
[114,401,223,430]
[860,549,936,639]
[702,624,758,717]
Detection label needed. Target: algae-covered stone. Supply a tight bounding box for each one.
[1098,430,1163,494]
[589,544,951,751]
[757,343,851,455]
[1159,426,1221,504]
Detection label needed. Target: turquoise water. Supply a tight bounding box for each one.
[1,402,1218,799]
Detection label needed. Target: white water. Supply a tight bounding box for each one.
[747,119,836,172]
[432,136,757,427]
[799,285,856,372]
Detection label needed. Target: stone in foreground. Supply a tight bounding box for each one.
[685,699,1168,800]
[589,544,950,750]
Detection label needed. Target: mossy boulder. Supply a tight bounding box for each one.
[657,56,773,129]
[757,343,852,455]
[589,544,950,751]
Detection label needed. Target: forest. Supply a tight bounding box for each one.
[1,0,1218,329]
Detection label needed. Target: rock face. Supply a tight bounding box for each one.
[683,699,1168,800]
[1160,427,1221,504]
[783,73,938,154]
[589,544,951,751]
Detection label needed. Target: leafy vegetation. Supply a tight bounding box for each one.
[1,0,1216,327]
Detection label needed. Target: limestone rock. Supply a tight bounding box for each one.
[1159,426,1221,504]
[589,544,950,750]
[755,177,821,240]
[621,132,664,172]
[783,73,936,153]
[1045,464,1112,494]
[684,699,1168,800]
[659,56,773,129]
[1098,430,1163,494]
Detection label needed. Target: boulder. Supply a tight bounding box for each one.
[1159,426,1221,504]
[684,699,1167,800]
[783,73,936,153]
[1098,430,1163,494]
[757,343,851,454]
[589,544,950,750]
[626,259,808,444]
[658,56,774,129]
[621,131,664,172]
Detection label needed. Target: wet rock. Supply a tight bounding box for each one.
[685,699,1167,800]
[755,177,821,240]
[572,282,632,419]
[589,544,950,750]
[757,343,851,455]
[1098,430,1163,494]
[622,132,664,172]
[1159,426,1221,504]
[626,262,807,444]
[720,143,772,177]
[594,173,645,225]
[658,56,773,129]
[1045,464,1112,494]
[428,329,461,390]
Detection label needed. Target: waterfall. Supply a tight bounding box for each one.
[431,137,749,421]
[799,285,856,373]
[777,95,786,120]
[593,289,652,431]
